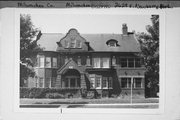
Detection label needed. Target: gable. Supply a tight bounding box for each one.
[57,59,84,74]
[56,29,89,52]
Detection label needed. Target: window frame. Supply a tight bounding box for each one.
[102,57,110,68]
[120,57,142,68]
[39,56,45,68]
[133,78,143,88]
[108,77,113,89]
[77,41,82,48]
[52,57,57,68]
[86,56,91,66]
[93,58,101,68]
[65,41,69,48]
[45,57,51,68]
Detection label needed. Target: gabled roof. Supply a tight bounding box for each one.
[37,32,141,52]
[57,59,84,74]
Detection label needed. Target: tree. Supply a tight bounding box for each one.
[136,15,159,97]
[20,14,42,87]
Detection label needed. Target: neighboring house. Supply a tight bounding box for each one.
[26,24,145,98]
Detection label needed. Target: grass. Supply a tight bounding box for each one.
[20,98,159,105]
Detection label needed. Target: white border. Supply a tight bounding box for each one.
[13,8,166,114]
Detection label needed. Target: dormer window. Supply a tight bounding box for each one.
[70,38,76,48]
[65,41,69,48]
[106,39,118,47]
[77,40,82,48]
[109,41,116,47]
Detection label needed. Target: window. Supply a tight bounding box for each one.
[109,77,113,88]
[86,56,91,66]
[120,58,128,67]
[102,58,110,68]
[93,58,101,68]
[106,39,118,47]
[77,41,82,48]
[135,58,141,67]
[90,76,95,89]
[112,56,116,66]
[96,76,101,88]
[45,57,51,68]
[133,78,143,88]
[128,58,134,68]
[121,78,131,88]
[102,77,108,88]
[77,56,81,66]
[109,41,116,47]
[52,57,57,68]
[39,57,44,67]
[38,78,44,88]
[65,41,69,48]
[70,38,76,48]
[120,58,141,68]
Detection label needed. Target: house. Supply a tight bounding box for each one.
[26,24,145,98]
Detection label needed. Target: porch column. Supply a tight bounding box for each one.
[56,74,62,88]
[80,73,86,89]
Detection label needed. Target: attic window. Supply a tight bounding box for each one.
[106,39,118,47]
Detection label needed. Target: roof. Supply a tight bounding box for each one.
[37,32,141,52]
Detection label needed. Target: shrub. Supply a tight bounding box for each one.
[20,87,81,99]
[45,93,64,99]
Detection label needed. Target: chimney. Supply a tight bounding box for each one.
[122,23,128,35]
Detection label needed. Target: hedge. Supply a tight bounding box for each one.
[20,87,81,99]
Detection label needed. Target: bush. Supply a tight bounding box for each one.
[20,87,81,99]
[45,93,64,99]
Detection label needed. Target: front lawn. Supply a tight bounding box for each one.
[20,98,159,105]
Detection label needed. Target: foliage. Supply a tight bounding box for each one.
[20,14,43,87]
[20,88,81,98]
[136,15,159,97]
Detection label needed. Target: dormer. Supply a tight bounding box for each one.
[106,39,119,47]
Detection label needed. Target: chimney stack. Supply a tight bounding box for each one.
[122,23,128,35]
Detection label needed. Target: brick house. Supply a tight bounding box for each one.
[26,24,145,98]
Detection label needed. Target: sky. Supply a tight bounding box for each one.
[30,14,152,34]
